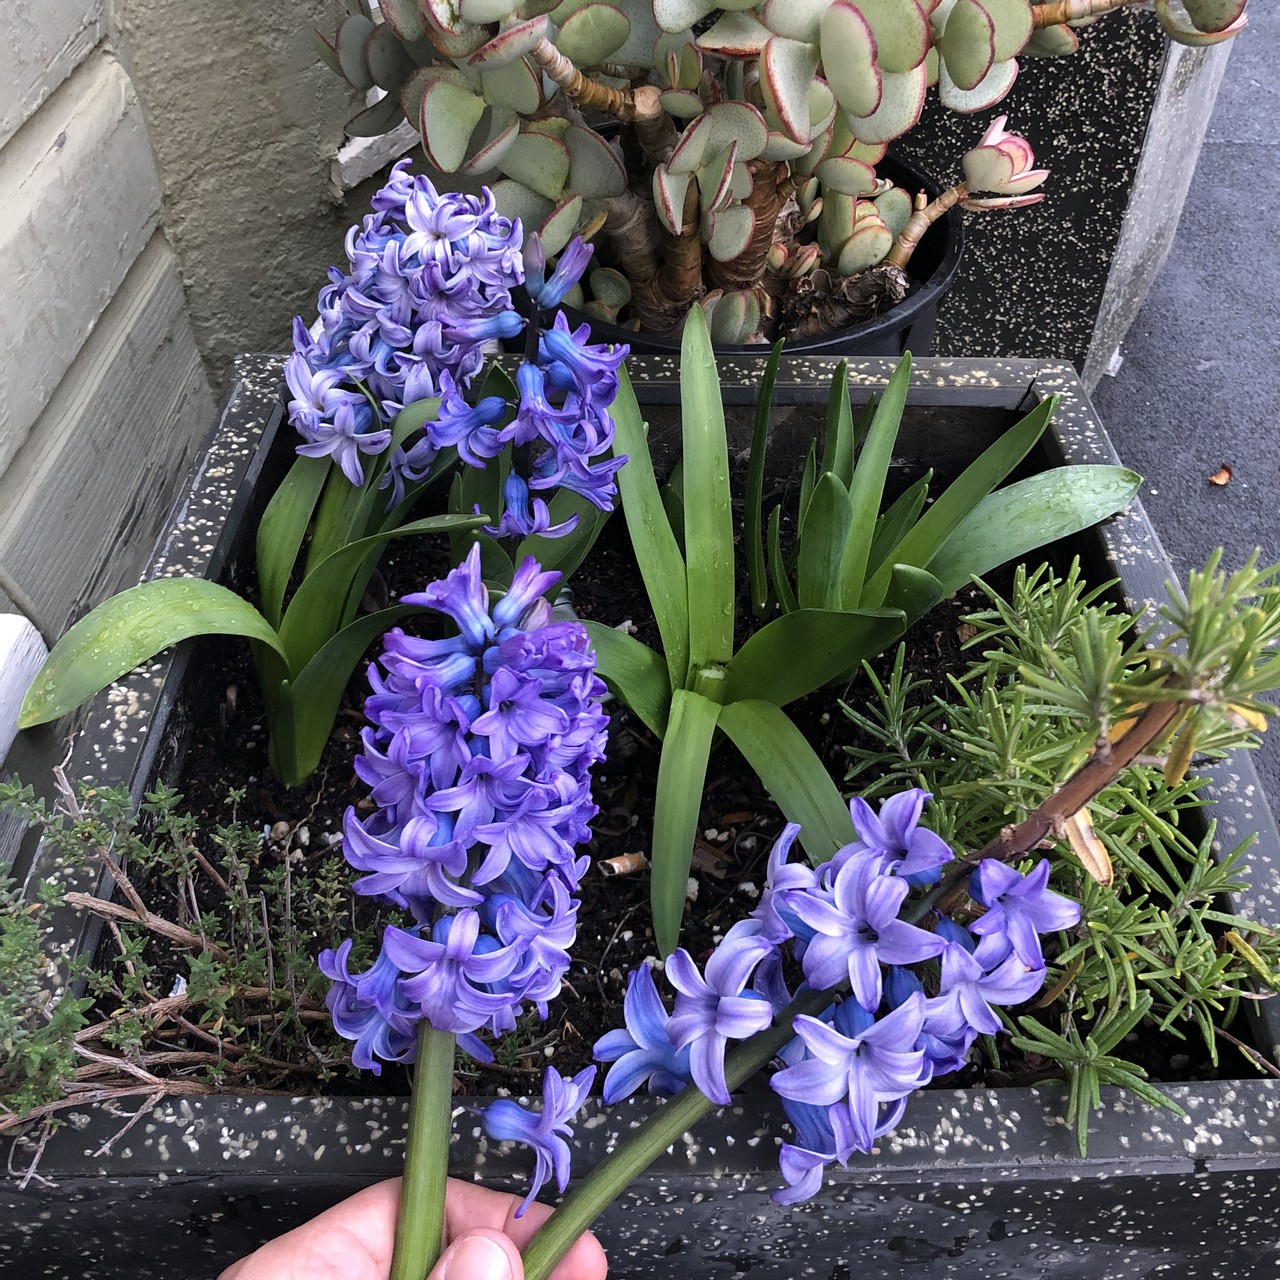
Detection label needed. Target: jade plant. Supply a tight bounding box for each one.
[315,0,1248,343]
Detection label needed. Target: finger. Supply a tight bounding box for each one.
[443,1182,607,1280]
[429,1227,522,1280]
[217,1180,402,1280]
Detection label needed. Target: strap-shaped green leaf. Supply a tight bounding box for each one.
[796,472,852,610]
[723,606,905,706]
[838,352,912,609]
[279,513,487,674]
[821,359,854,487]
[611,365,690,692]
[582,621,671,739]
[865,469,932,582]
[20,580,287,728]
[767,505,799,614]
[796,439,818,536]
[651,688,722,956]
[881,563,945,629]
[680,305,735,668]
[863,394,1058,605]
[717,699,855,865]
[746,341,784,617]
[348,396,441,543]
[257,455,329,628]
[925,465,1142,594]
[516,490,612,582]
[272,604,419,787]
[306,458,371,574]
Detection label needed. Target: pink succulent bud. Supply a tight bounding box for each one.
[960,115,1048,211]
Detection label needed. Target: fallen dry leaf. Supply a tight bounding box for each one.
[1060,807,1113,886]
[1208,463,1233,486]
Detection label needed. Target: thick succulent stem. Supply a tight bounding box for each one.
[529,38,636,120]
[630,85,679,170]
[884,184,965,271]
[601,189,662,292]
[1031,0,1134,25]
[708,160,787,294]
[630,180,706,334]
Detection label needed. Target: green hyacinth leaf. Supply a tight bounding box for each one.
[582,622,672,739]
[20,581,288,728]
[926,465,1143,595]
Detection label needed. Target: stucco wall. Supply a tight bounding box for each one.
[115,0,365,385]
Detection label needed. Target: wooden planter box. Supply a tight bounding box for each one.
[5,355,1279,1278]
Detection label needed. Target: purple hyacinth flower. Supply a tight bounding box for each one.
[470,666,570,761]
[751,823,820,945]
[427,391,509,467]
[665,938,776,1105]
[381,913,517,1034]
[528,236,594,310]
[492,555,563,633]
[480,1065,597,1216]
[927,932,1045,1040]
[319,940,417,1075]
[771,994,930,1155]
[786,853,944,1010]
[847,788,954,886]
[295,397,392,486]
[970,858,1081,967]
[484,471,580,541]
[593,965,693,1104]
[403,542,494,648]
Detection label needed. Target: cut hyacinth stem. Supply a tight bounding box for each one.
[520,985,834,1280]
[884,186,966,272]
[389,1026,456,1280]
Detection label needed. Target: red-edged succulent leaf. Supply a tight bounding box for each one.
[844,64,928,143]
[379,0,429,43]
[653,165,693,234]
[702,101,770,161]
[815,155,879,196]
[810,79,838,136]
[557,3,631,65]
[565,122,628,197]
[1024,24,1079,56]
[668,115,713,175]
[939,0,996,91]
[1155,0,1248,43]
[874,185,913,237]
[980,0,1034,62]
[460,108,521,174]
[836,215,893,274]
[856,0,931,73]
[345,92,405,138]
[820,2,881,120]
[818,190,857,258]
[653,0,717,34]
[421,0,491,57]
[706,289,761,344]
[538,194,586,256]
[365,22,417,92]
[697,10,772,57]
[700,142,741,215]
[761,129,814,162]
[336,13,376,89]
[459,0,522,20]
[761,0,831,43]
[490,179,555,229]
[706,205,757,262]
[419,74,487,170]
[498,129,572,199]
[938,56,1017,112]
[660,89,705,119]
[468,14,550,67]
[761,35,822,144]
[480,55,544,112]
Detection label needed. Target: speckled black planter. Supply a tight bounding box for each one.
[7,355,1280,1279]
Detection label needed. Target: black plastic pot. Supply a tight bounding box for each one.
[548,151,964,359]
[5,355,1280,1278]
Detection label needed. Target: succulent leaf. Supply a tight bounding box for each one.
[467,14,550,67]
[419,75,488,170]
[480,55,544,113]
[653,165,693,234]
[836,216,893,274]
[660,88,706,118]
[336,13,377,89]
[707,204,756,261]
[1182,0,1248,32]
[459,0,524,19]
[701,101,769,160]
[696,10,772,57]
[566,121,628,197]
[760,0,831,43]
[345,92,406,138]
[589,267,632,308]
[843,63,928,143]
[365,22,418,92]
[537,194,586,256]
[938,56,1017,112]
[815,155,879,197]
[699,142,741,215]
[490,178,556,229]
[874,185,912,238]
[980,0,1034,61]
[1024,24,1079,56]
[557,3,631,65]
[819,2,881,120]
[498,130,572,199]
[939,0,995,91]
[855,0,931,73]
[379,0,429,42]
[653,0,718,33]
[761,35,822,144]
[459,108,522,174]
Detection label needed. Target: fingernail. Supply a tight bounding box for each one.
[437,1234,515,1280]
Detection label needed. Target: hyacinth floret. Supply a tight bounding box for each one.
[322,542,608,1074]
[285,161,524,488]
[587,791,1083,1206]
[479,1066,597,1216]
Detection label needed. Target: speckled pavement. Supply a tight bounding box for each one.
[1092,4,1280,800]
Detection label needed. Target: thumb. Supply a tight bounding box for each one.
[428,1227,523,1280]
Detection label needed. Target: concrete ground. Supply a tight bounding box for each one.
[1091,4,1280,797]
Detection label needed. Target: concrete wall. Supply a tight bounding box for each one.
[114,0,365,386]
[0,2,215,644]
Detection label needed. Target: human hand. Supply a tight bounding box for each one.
[218,1177,607,1280]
